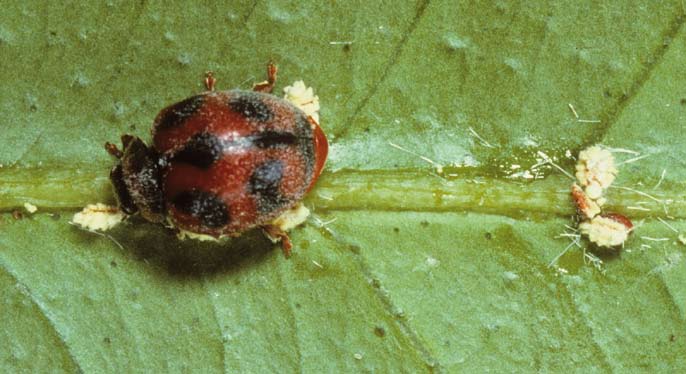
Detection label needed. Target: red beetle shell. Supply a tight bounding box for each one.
[151,90,327,237]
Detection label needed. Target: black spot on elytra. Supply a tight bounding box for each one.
[172,190,229,228]
[249,159,286,214]
[155,94,204,131]
[171,132,223,168]
[228,93,273,122]
[252,131,298,148]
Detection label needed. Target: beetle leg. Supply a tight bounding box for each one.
[106,133,139,158]
[204,71,216,91]
[252,62,278,93]
[105,142,123,158]
[261,224,293,257]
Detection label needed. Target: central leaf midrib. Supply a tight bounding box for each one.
[0,166,683,219]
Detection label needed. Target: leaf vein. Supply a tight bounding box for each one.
[505,235,616,372]
[243,0,259,26]
[10,130,44,167]
[556,280,616,372]
[202,280,229,374]
[275,261,305,373]
[335,0,431,139]
[581,11,686,147]
[0,259,84,373]
[321,229,442,372]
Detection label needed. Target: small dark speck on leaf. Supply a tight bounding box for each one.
[110,260,117,268]
[485,232,493,240]
[349,244,361,254]
[12,210,23,220]
[295,303,302,309]
[420,220,429,227]
[374,326,386,337]
[680,98,686,106]
[342,44,351,52]
[129,123,137,131]
[371,279,381,289]
[393,227,400,233]
[670,334,676,342]
[603,89,612,98]
[50,213,61,220]
[103,337,111,344]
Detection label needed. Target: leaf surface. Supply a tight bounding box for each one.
[1,2,685,372]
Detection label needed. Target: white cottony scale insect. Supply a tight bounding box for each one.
[571,145,633,250]
[575,145,617,200]
[579,214,633,248]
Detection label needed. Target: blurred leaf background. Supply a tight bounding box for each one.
[1,1,686,372]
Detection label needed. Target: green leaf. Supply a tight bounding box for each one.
[2,2,686,372]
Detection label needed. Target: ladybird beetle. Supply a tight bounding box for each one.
[105,64,328,256]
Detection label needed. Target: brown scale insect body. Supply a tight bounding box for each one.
[151,90,324,237]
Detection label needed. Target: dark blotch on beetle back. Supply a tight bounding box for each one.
[155,95,205,131]
[171,132,223,168]
[172,190,230,228]
[252,131,298,148]
[228,92,273,122]
[249,159,286,214]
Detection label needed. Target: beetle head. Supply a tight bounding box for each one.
[108,135,166,223]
